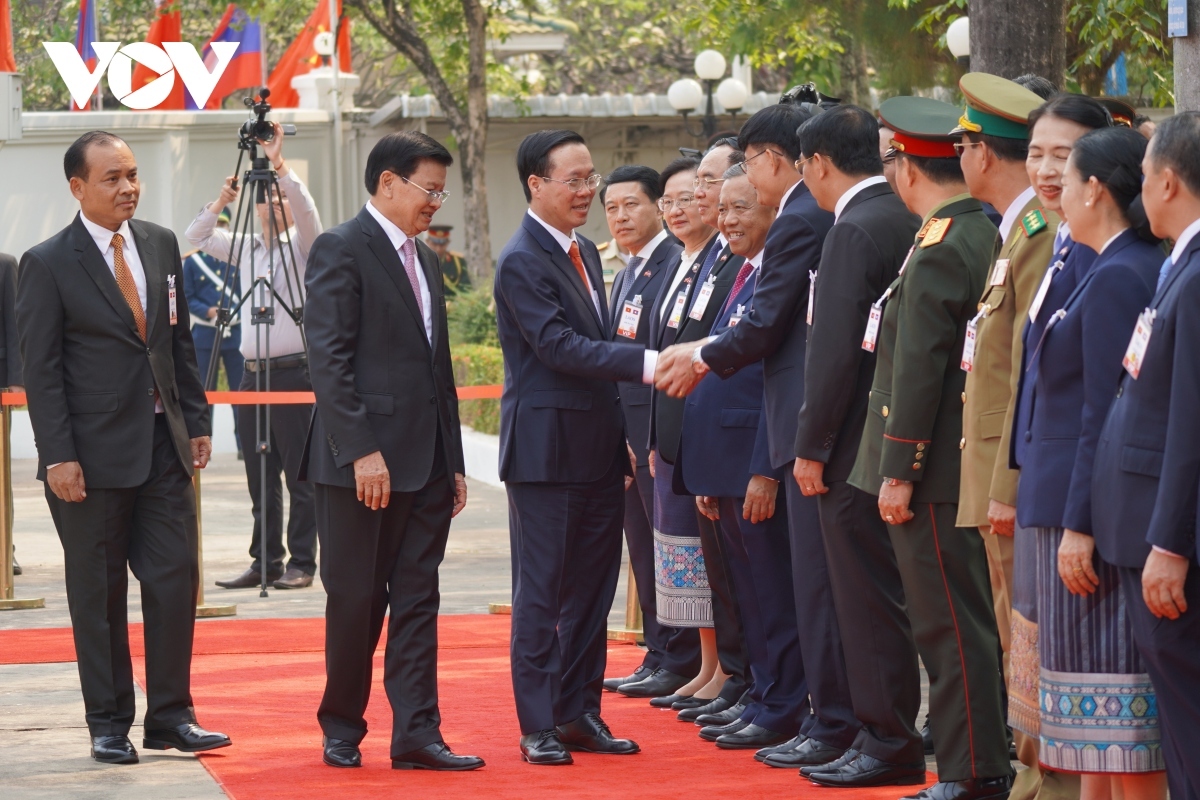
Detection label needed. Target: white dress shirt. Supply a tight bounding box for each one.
[834,175,889,222]
[364,200,433,341]
[660,241,706,323]
[185,170,322,360]
[1170,217,1200,265]
[998,185,1037,243]
[777,180,802,220]
[79,213,148,312]
[526,209,656,384]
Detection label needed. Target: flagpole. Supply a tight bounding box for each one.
[259,12,267,90]
[328,0,345,223]
[93,0,103,110]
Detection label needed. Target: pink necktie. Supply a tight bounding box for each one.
[721,260,755,315]
[400,237,425,320]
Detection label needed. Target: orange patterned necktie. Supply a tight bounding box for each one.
[111,233,146,341]
[567,241,590,289]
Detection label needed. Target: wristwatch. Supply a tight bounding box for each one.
[884,477,912,486]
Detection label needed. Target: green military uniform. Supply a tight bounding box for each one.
[948,74,1079,800]
[849,97,1010,784]
[426,225,472,296]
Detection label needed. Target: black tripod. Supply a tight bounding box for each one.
[204,114,307,598]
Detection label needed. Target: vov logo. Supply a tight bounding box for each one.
[42,41,241,110]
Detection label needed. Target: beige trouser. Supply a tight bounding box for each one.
[980,528,1079,800]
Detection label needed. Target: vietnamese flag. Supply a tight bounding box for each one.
[187,5,263,109]
[131,0,186,110]
[1,0,17,73]
[266,0,351,108]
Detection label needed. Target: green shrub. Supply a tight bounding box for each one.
[447,286,499,347]
[452,343,504,435]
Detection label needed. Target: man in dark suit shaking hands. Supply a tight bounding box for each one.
[495,130,648,765]
[302,131,482,772]
[17,131,229,764]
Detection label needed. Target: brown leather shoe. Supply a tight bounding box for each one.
[273,568,314,590]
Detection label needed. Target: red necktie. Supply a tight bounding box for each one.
[568,241,590,289]
[721,261,755,315]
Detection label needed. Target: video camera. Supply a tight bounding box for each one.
[239,88,297,148]
[778,83,841,115]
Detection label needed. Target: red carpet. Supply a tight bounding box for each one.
[0,616,933,799]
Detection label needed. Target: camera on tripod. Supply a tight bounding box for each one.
[779,83,842,114]
[239,88,297,148]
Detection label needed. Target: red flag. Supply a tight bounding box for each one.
[0,0,16,73]
[131,0,186,110]
[266,0,351,108]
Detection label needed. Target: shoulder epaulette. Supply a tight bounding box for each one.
[597,241,609,251]
[449,250,465,258]
[916,218,936,239]
[919,217,952,248]
[181,248,200,260]
[1021,209,1048,238]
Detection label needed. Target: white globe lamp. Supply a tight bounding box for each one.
[715,77,748,112]
[694,50,727,82]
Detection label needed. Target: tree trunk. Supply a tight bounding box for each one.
[1177,0,1200,112]
[459,0,492,283]
[968,0,1067,86]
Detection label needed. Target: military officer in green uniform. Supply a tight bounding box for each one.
[951,74,1077,800]
[425,224,472,296]
[848,97,1011,800]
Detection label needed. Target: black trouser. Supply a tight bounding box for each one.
[192,323,244,449]
[236,363,317,575]
[887,501,1008,782]
[623,464,701,675]
[47,415,199,737]
[783,474,860,749]
[507,454,625,734]
[694,508,751,701]
[1120,565,1200,800]
[315,445,452,757]
[818,480,923,763]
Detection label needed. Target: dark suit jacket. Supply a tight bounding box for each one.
[701,181,834,469]
[1015,231,1160,532]
[609,235,680,465]
[494,213,645,484]
[300,206,464,492]
[794,183,919,482]
[1010,236,1098,470]
[1093,236,1200,567]
[678,268,776,498]
[0,253,22,387]
[649,238,742,464]
[17,214,210,487]
[849,196,996,502]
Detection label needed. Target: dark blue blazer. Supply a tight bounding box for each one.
[1092,235,1200,567]
[609,235,681,465]
[1011,235,1098,469]
[677,267,777,498]
[701,181,834,469]
[1015,230,1160,532]
[182,250,241,321]
[494,213,645,484]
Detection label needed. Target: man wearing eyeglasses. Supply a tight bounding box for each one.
[186,122,324,592]
[302,130,481,772]
[495,130,652,766]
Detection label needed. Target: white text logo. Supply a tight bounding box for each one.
[42,41,240,109]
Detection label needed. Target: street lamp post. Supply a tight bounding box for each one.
[668,50,749,140]
[946,16,970,70]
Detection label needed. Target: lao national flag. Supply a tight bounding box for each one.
[1,0,17,73]
[187,5,262,110]
[71,0,100,110]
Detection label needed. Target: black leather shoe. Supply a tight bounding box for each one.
[903,773,1013,800]
[671,696,708,710]
[616,668,689,698]
[806,752,927,787]
[272,567,314,590]
[679,696,733,722]
[12,556,20,576]
[694,700,746,726]
[520,730,573,765]
[715,723,789,749]
[603,665,651,692]
[922,717,935,756]
[764,736,846,767]
[215,567,281,589]
[91,735,139,764]
[143,723,231,753]
[699,717,748,742]
[650,693,692,709]
[323,737,361,768]
[557,713,639,754]
[755,734,805,762]
[801,748,859,777]
[393,742,484,771]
